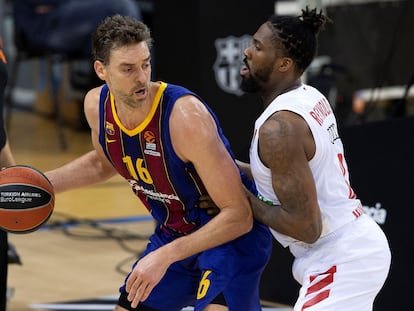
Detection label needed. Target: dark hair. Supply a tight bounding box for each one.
[267,7,332,73]
[92,14,152,65]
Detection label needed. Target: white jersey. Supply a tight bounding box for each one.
[250,83,363,248]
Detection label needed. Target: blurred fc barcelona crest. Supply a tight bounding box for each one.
[213,35,252,96]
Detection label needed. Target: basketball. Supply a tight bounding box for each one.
[0,165,55,233]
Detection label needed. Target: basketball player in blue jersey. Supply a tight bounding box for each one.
[45,15,272,311]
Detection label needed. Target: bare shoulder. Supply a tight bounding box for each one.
[259,110,310,167]
[260,110,306,144]
[172,95,210,120]
[84,86,103,110]
[84,86,104,117]
[83,86,104,131]
[171,95,216,135]
[170,94,219,162]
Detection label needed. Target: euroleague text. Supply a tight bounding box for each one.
[0,191,41,203]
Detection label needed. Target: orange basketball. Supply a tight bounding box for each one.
[0,165,55,233]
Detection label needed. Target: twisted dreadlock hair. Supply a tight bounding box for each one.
[267,7,332,74]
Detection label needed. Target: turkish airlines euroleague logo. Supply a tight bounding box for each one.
[143,130,156,143]
[143,130,160,157]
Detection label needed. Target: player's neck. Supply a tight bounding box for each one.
[115,86,155,130]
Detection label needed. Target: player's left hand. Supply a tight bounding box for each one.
[125,249,170,308]
[198,194,220,215]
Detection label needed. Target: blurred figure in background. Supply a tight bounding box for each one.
[0,37,15,167]
[12,0,142,57]
[9,0,143,122]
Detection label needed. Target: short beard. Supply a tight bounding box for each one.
[240,76,260,94]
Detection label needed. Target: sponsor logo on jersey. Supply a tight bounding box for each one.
[143,130,160,157]
[128,179,179,203]
[106,138,117,143]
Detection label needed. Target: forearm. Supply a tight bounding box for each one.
[247,190,281,228]
[45,150,116,193]
[0,140,15,168]
[246,190,320,243]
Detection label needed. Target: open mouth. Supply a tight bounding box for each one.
[240,63,250,76]
[240,57,251,76]
[134,87,147,98]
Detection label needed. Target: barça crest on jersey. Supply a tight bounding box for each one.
[213,35,252,96]
[105,121,115,135]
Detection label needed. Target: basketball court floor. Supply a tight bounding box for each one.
[5,111,293,311]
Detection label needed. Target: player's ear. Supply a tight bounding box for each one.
[278,57,294,73]
[94,60,106,81]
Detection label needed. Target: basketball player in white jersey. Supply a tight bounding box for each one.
[238,7,391,311]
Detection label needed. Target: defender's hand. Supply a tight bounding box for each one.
[198,194,220,216]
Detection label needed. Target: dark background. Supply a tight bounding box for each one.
[317,0,414,124]
[152,0,414,155]
[319,0,414,91]
[152,0,275,161]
